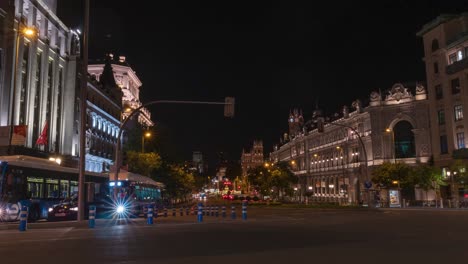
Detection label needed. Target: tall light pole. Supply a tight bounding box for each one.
[386,128,396,163]
[317,118,370,206]
[113,99,234,191]
[141,131,151,153]
[78,0,90,221]
[8,25,37,153]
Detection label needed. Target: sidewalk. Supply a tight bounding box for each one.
[378,206,468,212]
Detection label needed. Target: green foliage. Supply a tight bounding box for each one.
[372,162,445,191]
[127,151,162,176]
[151,162,195,200]
[450,160,468,188]
[246,161,298,199]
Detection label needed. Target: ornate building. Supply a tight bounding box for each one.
[241,140,264,178]
[88,55,154,128]
[72,56,122,173]
[270,84,432,205]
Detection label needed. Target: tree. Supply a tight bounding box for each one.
[127,151,162,176]
[151,162,195,203]
[371,162,411,188]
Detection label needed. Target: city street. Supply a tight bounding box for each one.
[1,207,468,263]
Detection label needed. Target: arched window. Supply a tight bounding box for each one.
[431,39,439,52]
[393,121,416,158]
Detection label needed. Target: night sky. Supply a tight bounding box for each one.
[58,1,467,168]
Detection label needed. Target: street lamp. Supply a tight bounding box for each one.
[141,131,151,153]
[386,128,396,163]
[8,25,37,152]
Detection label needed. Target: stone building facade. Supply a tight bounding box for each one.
[269,84,432,204]
[241,140,264,178]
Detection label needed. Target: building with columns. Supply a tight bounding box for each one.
[241,140,264,177]
[269,84,432,204]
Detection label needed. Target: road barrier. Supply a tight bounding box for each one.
[242,201,247,220]
[231,205,236,219]
[197,203,203,222]
[88,205,96,228]
[222,206,226,218]
[215,206,219,217]
[172,207,176,217]
[186,207,190,216]
[18,206,28,231]
[147,205,153,225]
[180,207,183,216]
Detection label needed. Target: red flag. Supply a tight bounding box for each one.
[36,121,48,146]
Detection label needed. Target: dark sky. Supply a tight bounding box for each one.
[58,1,467,168]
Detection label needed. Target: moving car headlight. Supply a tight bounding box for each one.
[48,207,53,213]
[70,207,78,211]
[116,205,125,214]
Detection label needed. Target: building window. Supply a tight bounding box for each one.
[19,42,30,125]
[457,132,465,149]
[451,78,460,94]
[449,53,457,64]
[440,135,448,154]
[431,39,439,52]
[438,110,445,125]
[433,62,438,74]
[435,85,443,100]
[32,52,42,143]
[458,50,463,61]
[454,105,463,121]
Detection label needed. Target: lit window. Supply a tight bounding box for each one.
[457,132,465,149]
[449,53,457,64]
[454,105,463,121]
[458,50,463,61]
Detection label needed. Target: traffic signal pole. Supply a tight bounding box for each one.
[113,99,234,187]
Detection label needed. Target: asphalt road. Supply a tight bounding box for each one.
[1,207,467,264]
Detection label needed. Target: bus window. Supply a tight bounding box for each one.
[70,181,78,197]
[45,179,59,198]
[60,180,69,198]
[27,177,44,198]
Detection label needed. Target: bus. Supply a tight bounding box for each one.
[0,155,108,222]
[109,170,164,217]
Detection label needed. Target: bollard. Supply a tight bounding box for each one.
[242,201,247,220]
[222,206,226,218]
[186,206,190,216]
[211,206,214,216]
[164,207,168,217]
[197,203,203,222]
[215,206,219,217]
[231,205,236,219]
[191,206,195,215]
[88,205,96,228]
[147,204,153,225]
[180,207,183,216]
[18,205,28,231]
[154,207,158,218]
[172,207,176,217]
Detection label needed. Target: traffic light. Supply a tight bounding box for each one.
[317,117,324,133]
[224,97,235,117]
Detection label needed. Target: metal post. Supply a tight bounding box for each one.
[222,206,226,218]
[88,205,95,228]
[147,204,153,225]
[78,0,90,221]
[242,201,247,220]
[231,205,236,219]
[18,206,28,231]
[197,203,203,222]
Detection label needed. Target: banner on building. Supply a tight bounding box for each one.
[0,125,27,146]
[36,121,48,146]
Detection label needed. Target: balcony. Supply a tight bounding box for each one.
[446,57,468,74]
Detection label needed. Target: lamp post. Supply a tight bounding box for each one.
[8,25,37,153]
[113,99,234,190]
[318,119,370,206]
[386,128,396,163]
[141,131,151,153]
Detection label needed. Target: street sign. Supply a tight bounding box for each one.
[364,181,372,189]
